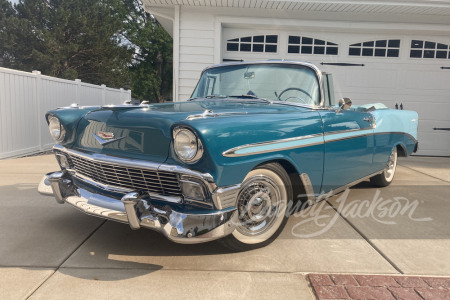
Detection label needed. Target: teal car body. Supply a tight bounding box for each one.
[38,61,418,245]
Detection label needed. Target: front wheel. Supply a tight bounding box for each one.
[370,147,398,187]
[219,163,292,251]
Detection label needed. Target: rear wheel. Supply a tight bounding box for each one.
[370,147,398,187]
[219,163,292,252]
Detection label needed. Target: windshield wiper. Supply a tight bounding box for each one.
[188,95,227,101]
[227,95,271,103]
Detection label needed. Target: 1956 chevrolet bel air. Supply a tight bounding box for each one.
[38,61,418,251]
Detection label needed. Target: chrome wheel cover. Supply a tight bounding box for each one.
[235,175,284,236]
[384,147,397,181]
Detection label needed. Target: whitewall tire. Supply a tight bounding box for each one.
[219,163,292,251]
[370,147,398,187]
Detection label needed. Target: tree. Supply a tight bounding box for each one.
[128,16,172,102]
[0,0,173,99]
[113,0,173,101]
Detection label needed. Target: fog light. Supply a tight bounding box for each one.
[180,180,206,201]
[56,153,71,169]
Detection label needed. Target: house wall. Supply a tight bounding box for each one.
[174,6,450,101]
[177,8,216,101]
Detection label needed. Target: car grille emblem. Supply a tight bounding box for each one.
[93,132,125,146]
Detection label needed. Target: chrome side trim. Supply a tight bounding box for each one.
[323,127,374,136]
[298,170,385,204]
[299,173,315,203]
[320,169,384,201]
[212,184,241,210]
[222,129,414,158]
[222,133,324,157]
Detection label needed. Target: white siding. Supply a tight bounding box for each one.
[177,7,215,100]
[0,67,131,159]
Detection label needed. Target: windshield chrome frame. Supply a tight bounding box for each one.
[192,61,325,109]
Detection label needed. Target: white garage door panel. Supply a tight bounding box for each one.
[222,28,450,156]
[344,69,399,89]
[404,70,450,91]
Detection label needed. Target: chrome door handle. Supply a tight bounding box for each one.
[363,117,371,122]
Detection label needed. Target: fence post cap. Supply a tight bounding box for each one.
[75,79,81,82]
[101,84,106,87]
[32,70,41,75]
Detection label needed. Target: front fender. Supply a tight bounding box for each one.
[46,106,100,145]
[166,110,325,189]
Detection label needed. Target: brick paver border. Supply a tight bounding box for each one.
[308,274,450,300]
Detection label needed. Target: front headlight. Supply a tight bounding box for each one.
[48,116,65,142]
[173,127,203,163]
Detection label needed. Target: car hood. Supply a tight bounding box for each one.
[71,100,309,162]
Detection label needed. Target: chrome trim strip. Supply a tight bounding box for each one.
[187,109,248,120]
[222,129,413,158]
[298,170,385,204]
[319,169,385,201]
[299,173,315,203]
[73,173,183,204]
[222,133,324,157]
[212,184,241,210]
[323,127,374,136]
[54,144,162,170]
[373,131,418,144]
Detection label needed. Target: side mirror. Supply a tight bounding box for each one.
[336,97,352,113]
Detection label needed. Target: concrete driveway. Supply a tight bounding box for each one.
[0,154,449,299]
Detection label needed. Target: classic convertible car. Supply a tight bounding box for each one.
[38,61,418,251]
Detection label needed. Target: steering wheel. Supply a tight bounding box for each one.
[277,87,313,104]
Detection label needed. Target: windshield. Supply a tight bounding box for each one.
[191,63,321,105]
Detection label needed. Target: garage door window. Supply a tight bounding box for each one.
[349,39,400,57]
[287,36,338,55]
[226,35,278,53]
[410,40,450,59]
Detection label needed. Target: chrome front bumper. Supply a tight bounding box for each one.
[38,171,238,244]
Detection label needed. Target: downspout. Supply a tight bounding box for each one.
[173,5,180,102]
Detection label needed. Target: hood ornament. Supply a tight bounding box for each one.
[93,132,125,146]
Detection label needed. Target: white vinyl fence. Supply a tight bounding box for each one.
[0,67,131,159]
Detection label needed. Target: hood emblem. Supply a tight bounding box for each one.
[93,132,125,146]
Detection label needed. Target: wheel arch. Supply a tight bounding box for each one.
[253,158,307,204]
[395,143,408,157]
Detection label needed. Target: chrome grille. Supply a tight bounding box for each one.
[61,152,181,197]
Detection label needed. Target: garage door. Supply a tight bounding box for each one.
[222,28,450,156]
